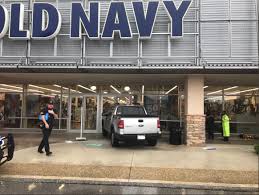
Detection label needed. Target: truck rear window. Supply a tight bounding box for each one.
[116,106,146,116]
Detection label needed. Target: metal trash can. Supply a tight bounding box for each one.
[169,128,182,145]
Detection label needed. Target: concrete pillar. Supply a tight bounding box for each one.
[184,75,205,146]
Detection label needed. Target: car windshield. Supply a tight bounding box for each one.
[116,106,146,116]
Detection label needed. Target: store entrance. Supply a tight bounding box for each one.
[69,95,99,133]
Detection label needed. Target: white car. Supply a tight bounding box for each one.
[102,105,161,147]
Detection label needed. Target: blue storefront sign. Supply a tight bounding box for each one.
[0,1,191,40]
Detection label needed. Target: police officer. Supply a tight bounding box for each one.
[206,111,215,140]
[38,100,58,156]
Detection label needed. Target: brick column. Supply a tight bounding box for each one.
[185,115,205,146]
[184,76,205,146]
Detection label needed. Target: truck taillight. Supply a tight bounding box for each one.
[118,120,124,129]
[157,119,160,128]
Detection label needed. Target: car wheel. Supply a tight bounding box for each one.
[111,131,119,147]
[147,139,157,146]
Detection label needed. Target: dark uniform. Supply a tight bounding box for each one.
[207,115,215,140]
[38,107,57,154]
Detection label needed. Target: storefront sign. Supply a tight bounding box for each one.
[0,1,191,40]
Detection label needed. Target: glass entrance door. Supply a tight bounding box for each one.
[70,95,98,132]
[84,96,97,130]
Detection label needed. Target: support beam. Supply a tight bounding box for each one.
[184,75,205,146]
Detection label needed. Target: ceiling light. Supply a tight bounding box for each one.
[227,88,259,95]
[29,85,60,93]
[205,96,222,101]
[28,89,44,93]
[0,84,22,90]
[0,85,44,93]
[77,85,96,93]
[124,86,130,91]
[103,91,108,94]
[165,86,177,94]
[53,84,68,90]
[110,85,121,94]
[203,86,208,89]
[0,87,22,93]
[70,89,82,93]
[90,86,97,91]
[207,90,222,95]
[31,93,55,98]
[207,86,238,95]
[224,86,239,91]
[42,94,55,98]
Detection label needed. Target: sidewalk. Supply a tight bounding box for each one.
[0,134,258,186]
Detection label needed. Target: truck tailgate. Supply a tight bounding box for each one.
[122,117,159,134]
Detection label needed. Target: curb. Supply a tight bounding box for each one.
[1,175,258,192]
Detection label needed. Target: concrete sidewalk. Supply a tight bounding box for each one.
[0,138,258,185]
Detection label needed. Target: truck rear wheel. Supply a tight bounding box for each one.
[147,139,157,146]
[111,131,119,147]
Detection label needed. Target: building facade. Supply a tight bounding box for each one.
[0,0,258,146]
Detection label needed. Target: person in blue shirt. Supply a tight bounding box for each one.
[38,100,58,156]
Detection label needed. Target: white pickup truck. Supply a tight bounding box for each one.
[102,105,161,147]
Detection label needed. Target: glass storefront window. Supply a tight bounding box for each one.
[25,94,61,129]
[224,87,259,96]
[204,96,223,118]
[144,85,178,95]
[0,93,22,128]
[101,85,142,96]
[204,86,223,96]
[224,95,258,134]
[102,96,131,114]
[144,95,179,132]
[0,84,23,128]
[70,85,97,94]
[71,96,83,130]
[85,97,97,130]
[204,96,223,133]
[70,96,97,131]
[205,86,259,135]
[28,84,62,95]
[100,84,181,132]
[24,84,64,129]
[0,83,182,133]
[60,95,68,129]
